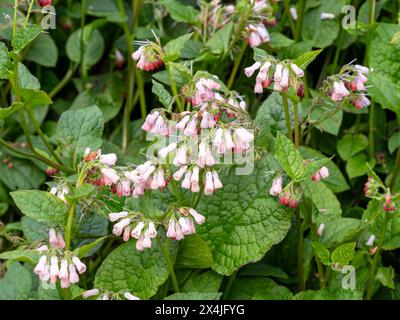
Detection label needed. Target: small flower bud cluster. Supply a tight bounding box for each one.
[108,211,158,251]
[166,208,205,240]
[82,289,140,300]
[34,229,86,288]
[311,166,329,182]
[384,191,396,212]
[245,59,304,95]
[363,176,379,197]
[324,64,371,110]
[269,176,300,209]
[132,41,163,71]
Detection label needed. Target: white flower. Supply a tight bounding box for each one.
[320,12,335,20]
[317,223,325,236]
[99,153,117,166]
[269,176,283,196]
[72,256,87,274]
[124,292,140,300]
[82,289,99,298]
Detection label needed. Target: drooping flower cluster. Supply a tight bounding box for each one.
[364,176,397,212]
[82,288,140,300]
[166,208,205,240]
[132,41,163,71]
[109,211,158,250]
[34,228,86,288]
[324,63,371,110]
[269,176,301,209]
[245,57,305,95]
[311,166,329,182]
[199,0,276,48]
[50,184,70,204]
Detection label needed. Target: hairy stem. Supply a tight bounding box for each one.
[164,237,179,293]
[281,93,293,140]
[295,208,305,291]
[227,41,247,90]
[65,202,76,251]
[366,214,388,300]
[293,102,300,147]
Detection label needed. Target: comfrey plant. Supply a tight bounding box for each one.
[1,0,400,303]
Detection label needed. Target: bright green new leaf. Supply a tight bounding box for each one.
[275,132,305,180]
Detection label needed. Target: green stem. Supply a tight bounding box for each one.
[80,0,88,86]
[166,62,182,112]
[293,102,300,147]
[369,101,375,159]
[49,64,79,98]
[227,41,247,90]
[65,202,76,251]
[24,0,35,26]
[389,145,400,189]
[283,0,296,38]
[117,0,136,153]
[294,0,307,41]
[164,237,179,293]
[281,93,293,140]
[365,214,388,300]
[26,106,63,164]
[222,270,237,300]
[295,208,305,291]
[12,0,18,38]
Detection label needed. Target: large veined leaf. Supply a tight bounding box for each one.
[182,270,223,293]
[175,234,213,269]
[164,33,193,62]
[25,33,58,67]
[293,288,362,300]
[368,23,400,115]
[56,105,104,165]
[12,24,42,53]
[299,146,349,193]
[197,154,293,275]
[94,240,170,299]
[11,190,68,225]
[0,262,33,300]
[337,134,369,161]
[227,277,293,300]
[275,132,305,180]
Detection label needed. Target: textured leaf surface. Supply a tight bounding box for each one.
[331,242,356,266]
[337,134,369,161]
[197,154,293,275]
[0,262,33,300]
[162,0,200,25]
[12,24,42,53]
[293,288,362,300]
[56,105,104,164]
[165,292,222,300]
[275,132,304,180]
[11,190,68,225]
[175,234,213,269]
[94,240,169,299]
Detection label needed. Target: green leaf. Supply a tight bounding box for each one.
[0,102,25,120]
[320,218,363,248]
[66,26,105,69]
[331,242,356,266]
[175,234,213,269]
[182,271,223,293]
[310,106,343,136]
[346,153,375,179]
[299,147,349,193]
[197,154,293,275]
[388,131,400,153]
[255,92,301,134]
[56,105,104,164]
[18,62,40,90]
[70,90,121,123]
[275,132,305,180]
[73,236,107,258]
[376,266,395,289]
[390,31,400,44]
[161,0,200,25]
[94,240,170,299]
[293,288,362,300]
[12,24,42,53]
[21,216,48,242]
[0,262,33,300]
[0,249,39,264]
[0,152,46,190]
[239,262,289,279]
[11,190,68,225]
[269,32,295,49]
[227,277,293,300]
[152,80,172,108]
[368,23,400,114]
[164,33,193,62]
[87,0,126,23]
[66,183,96,201]
[164,292,222,300]
[0,42,12,79]
[293,49,323,69]
[25,33,58,67]
[302,179,342,225]
[206,22,234,55]
[20,89,52,106]
[312,241,331,265]
[337,134,369,161]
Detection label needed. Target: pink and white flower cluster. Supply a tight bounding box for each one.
[311,166,329,182]
[34,229,86,288]
[166,208,205,240]
[245,59,304,95]
[132,41,163,71]
[326,64,371,110]
[269,176,300,209]
[109,211,158,251]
